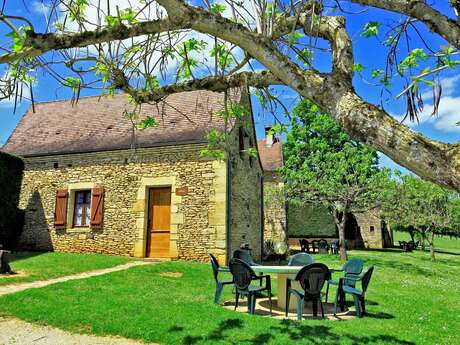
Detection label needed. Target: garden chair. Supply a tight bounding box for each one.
[325,258,364,303]
[311,240,319,253]
[333,266,375,318]
[330,240,339,255]
[285,263,331,320]
[288,253,315,266]
[232,249,264,283]
[209,254,233,304]
[229,258,272,315]
[318,239,329,254]
[299,239,310,253]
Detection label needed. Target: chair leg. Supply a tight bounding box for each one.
[333,288,339,316]
[251,294,257,314]
[325,281,330,303]
[235,292,240,310]
[312,298,318,317]
[214,283,223,304]
[320,299,325,319]
[285,289,291,317]
[296,297,304,321]
[360,296,366,314]
[247,294,252,313]
[268,292,272,316]
[352,294,362,318]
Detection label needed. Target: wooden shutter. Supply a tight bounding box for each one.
[54,189,68,229]
[90,187,105,229]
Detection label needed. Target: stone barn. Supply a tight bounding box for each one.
[2,89,264,264]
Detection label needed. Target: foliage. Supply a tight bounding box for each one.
[0,152,24,248]
[288,202,337,238]
[381,174,460,260]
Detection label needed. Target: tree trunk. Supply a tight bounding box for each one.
[420,230,426,251]
[0,250,12,274]
[428,232,436,262]
[334,210,348,262]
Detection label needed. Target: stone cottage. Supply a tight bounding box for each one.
[2,88,263,263]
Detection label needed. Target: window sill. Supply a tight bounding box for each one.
[67,227,91,233]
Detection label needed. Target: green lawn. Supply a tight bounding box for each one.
[0,251,131,286]
[0,241,459,345]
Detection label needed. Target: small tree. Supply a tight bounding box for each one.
[382,174,456,261]
[281,100,387,261]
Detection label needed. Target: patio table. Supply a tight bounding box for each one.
[251,265,340,311]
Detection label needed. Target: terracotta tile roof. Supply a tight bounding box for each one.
[2,90,240,157]
[257,139,283,171]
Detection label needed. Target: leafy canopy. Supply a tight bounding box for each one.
[281,100,385,212]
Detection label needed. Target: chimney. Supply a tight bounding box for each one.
[265,125,275,147]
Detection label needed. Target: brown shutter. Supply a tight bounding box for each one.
[54,189,68,229]
[90,187,105,229]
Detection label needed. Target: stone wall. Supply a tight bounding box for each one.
[18,144,228,262]
[354,210,391,249]
[263,171,286,243]
[226,92,264,260]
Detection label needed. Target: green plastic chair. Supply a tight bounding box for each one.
[210,254,233,304]
[229,258,272,315]
[333,266,374,317]
[285,263,331,320]
[325,258,364,303]
[288,253,315,266]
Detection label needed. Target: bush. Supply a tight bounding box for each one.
[0,152,24,248]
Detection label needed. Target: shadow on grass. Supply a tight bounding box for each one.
[8,251,48,263]
[178,317,412,345]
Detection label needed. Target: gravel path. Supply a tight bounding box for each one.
[0,317,157,345]
[0,260,152,296]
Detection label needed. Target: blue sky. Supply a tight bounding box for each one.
[0,0,458,173]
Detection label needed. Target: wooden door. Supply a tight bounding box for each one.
[147,187,171,257]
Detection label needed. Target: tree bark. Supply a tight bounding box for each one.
[0,250,12,275]
[334,209,348,261]
[428,232,436,262]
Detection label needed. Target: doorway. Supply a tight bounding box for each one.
[146,187,171,258]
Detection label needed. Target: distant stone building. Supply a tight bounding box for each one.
[2,89,263,263]
[258,128,286,243]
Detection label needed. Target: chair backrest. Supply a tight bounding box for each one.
[288,253,315,266]
[209,254,219,282]
[232,249,256,265]
[342,258,364,275]
[299,239,308,251]
[318,239,329,249]
[361,266,375,293]
[229,258,255,291]
[295,263,331,297]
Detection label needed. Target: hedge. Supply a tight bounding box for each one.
[0,151,24,248]
[288,202,337,237]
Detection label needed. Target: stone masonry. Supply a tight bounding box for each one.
[18,144,229,263]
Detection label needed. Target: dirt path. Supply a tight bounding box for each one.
[0,317,158,345]
[0,260,152,296]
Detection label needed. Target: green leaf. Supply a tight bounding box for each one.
[210,3,226,15]
[353,63,365,73]
[361,21,381,38]
[138,116,157,129]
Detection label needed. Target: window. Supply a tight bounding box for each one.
[73,190,91,227]
[370,225,375,232]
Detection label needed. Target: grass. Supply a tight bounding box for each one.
[0,237,459,345]
[0,251,131,286]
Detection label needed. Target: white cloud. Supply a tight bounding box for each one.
[31,0,51,16]
[394,75,460,133]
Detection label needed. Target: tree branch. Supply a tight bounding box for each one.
[351,0,460,49]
